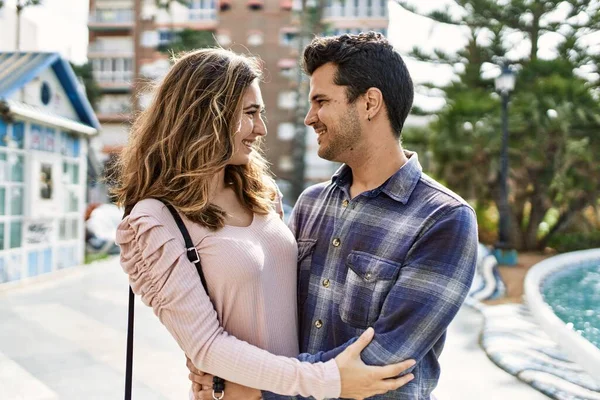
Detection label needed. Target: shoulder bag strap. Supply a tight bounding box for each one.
[124,200,218,400]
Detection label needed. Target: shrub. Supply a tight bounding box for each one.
[547,231,600,253]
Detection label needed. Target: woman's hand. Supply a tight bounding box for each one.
[186,357,261,400]
[335,327,416,400]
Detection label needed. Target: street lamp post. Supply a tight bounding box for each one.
[493,65,518,265]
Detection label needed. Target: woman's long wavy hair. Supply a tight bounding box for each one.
[112,48,276,230]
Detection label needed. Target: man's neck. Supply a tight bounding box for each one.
[347,141,408,199]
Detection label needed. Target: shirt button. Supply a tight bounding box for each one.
[365,272,372,281]
[322,279,330,288]
[314,319,323,329]
[342,199,349,208]
[332,238,341,247]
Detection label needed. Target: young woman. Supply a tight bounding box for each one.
[114,48,414,399]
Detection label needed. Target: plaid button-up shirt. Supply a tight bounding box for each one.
[265,152,478,400]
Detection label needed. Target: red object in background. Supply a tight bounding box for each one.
[280,0,293,10]
[277,58,297,69]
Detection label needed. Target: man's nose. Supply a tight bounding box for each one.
[304,106,317,126]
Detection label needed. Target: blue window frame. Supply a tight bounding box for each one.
[13,122,24,148]
[28,251,39,277]
[42,248,52,273]
[0,119,6,147]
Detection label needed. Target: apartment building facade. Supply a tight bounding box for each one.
[88,0,388,196]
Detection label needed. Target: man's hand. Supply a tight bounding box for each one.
[186,357,261,400]
[335,328,416,400]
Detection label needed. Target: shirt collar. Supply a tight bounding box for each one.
[331,150,422,204]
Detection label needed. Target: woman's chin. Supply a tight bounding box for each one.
[227,156,251,166]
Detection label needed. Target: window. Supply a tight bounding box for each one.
[220,0,232,10]
[279,155,294,172]
[91,57,133,83]
[188,0,217,20]
[247,31,264,46]
[60,132,80,158]
[278,58,297,78]
[380,0,388,17]
[278,91,297,110]
[158,30,174,45]
[63,161,81,213]
[278,123,296,141]
[10,187,23,216]
[0,122,26,252]
[247,0,264,10]
[10,221,22,248]
[280,28,298,47]
[216,31,231,47]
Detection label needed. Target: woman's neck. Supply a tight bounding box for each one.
[211,169,228,195]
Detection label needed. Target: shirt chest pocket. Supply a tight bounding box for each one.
[340,251,401,329]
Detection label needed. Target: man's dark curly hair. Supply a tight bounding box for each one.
[303,31,414,138]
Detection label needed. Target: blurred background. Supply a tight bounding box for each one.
[0,1,598,399]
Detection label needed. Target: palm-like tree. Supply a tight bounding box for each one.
[0,0,43,50]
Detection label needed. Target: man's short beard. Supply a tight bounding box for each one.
[319,105,361,162]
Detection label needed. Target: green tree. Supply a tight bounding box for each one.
[397,0,600,250]
[158,28,215,54]
[154,0,216,54]
[70,62,101,111]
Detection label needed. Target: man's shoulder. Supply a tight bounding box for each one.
[415,173,474,215]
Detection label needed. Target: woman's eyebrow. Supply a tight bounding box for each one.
[243,103,263,110]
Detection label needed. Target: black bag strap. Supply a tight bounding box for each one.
[124,200,215,400]
[163,203,209,291]
[125,286,134,400]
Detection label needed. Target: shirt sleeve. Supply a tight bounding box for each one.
[358,205,478,366]
[116,203,341,399]
[286,205,478,368]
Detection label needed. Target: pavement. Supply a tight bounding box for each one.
[0,257,549,400]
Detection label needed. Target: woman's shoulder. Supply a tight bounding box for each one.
[120,198,212,246]
[130,198,169,218]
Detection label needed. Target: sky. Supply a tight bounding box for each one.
[9,0,464,111]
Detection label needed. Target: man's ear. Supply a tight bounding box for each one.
[364,87,384,121]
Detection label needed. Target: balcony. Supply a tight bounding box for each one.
[188,8,217,22]
[92,70,133,92]
[96,101,132,122]
[322,2,388,20]
[88,42,134,57]
[97,112,132,123]
[88,9,134,31]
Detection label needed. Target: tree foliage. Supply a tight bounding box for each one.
[70,62,101,111]
[397,0,600,250]
[158,29,216,55]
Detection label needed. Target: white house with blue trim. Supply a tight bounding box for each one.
[0,52,100,284]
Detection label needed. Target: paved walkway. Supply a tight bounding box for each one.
[435,305,548,400]
[0,257,549,399]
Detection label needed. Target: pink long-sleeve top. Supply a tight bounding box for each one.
[116,198,341,399]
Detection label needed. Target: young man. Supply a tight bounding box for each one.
[281,31,478,399]
[190,32,478,399]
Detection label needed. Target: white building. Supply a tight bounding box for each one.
[0,52,100,284]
